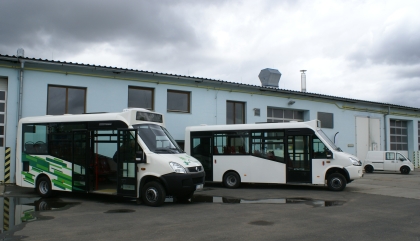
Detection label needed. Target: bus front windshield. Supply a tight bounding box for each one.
[133,124,184,154]
[316,129,342,152]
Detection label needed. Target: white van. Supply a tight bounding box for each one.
[363,151,414,174]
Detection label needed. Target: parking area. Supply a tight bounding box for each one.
[1,170,420,240]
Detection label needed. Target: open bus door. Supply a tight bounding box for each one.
[286,129,312,183]
[72,130,90,192]
[116,129,138,196]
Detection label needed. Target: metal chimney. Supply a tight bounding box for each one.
[258,68,281,88]
[300,70,306,92]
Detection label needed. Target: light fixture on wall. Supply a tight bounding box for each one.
[253,108,260,116]
[288,100,295,105]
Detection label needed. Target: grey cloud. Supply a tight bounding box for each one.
[347,14,420,66]
[0,0,202,57]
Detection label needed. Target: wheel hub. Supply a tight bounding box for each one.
[331,178,342,188]
[146,188,158,202]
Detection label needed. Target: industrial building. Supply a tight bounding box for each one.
[0,50,419,183]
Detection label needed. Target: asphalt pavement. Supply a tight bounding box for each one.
[1,169,420,241]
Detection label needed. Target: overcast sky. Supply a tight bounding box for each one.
[1,0,420,108]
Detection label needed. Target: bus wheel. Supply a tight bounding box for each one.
[400,166,410,175]
[36,176,52,197]
[223,172,241,189]
[142,181,166,207]
[327,173,346,191]
[365,165,374,173]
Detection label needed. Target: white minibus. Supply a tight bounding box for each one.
[16,108,204,206]
[185,120,363,191]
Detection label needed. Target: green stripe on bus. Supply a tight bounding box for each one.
[46,157,68,168]
[22,172,35,182]
[35,164,49,172]
[23,178,35,185]
[53,169,72,182]
[52,179,68,190]
[31,167,43,173]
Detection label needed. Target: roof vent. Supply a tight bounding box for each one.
[258,68,281,88]
[17,48,25,57]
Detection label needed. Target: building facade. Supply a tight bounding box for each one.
[1,53,420,183]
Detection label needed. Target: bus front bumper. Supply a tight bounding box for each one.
[345,165,364,180]
[160,171,205,197]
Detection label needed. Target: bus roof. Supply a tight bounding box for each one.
[185,119,319,132]
[19,108,165,126]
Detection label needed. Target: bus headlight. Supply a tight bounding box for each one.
[169,162,187,173]
[349,157,362,166]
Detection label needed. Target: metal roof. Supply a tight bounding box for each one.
[1,53,419,112]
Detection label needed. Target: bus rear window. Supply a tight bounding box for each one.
[136,112,163,123]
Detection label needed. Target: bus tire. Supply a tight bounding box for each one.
[327,173,346,191]
[400,166,410,175]
[365,165,374,173]
[142,181,166,207]
[223,172,241,189]
[36,176,53,197]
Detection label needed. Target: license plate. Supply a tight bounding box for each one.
[196,184,203,190]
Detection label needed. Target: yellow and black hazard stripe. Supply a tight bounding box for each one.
[3,197,9,231]
[4,147,10,183]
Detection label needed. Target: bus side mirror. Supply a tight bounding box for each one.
[326,150,333,159]
[136,150,146,163]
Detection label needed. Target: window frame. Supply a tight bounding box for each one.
[227,101,245,124]
[267,107,304,123]
[47,85,86,115]
[390,119,408,151]
[128,86,154,110]
[167,89,191,113]
[317,112,334,129]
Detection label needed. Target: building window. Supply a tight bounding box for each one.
[267,107,304,123]
[47,85,86,115]
[317,112,334,128]
[390,120,408,150]
[167,90,190,113]
[227,101,245,124]
[128,86,154,110]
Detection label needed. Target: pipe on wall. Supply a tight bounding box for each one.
[18,59,24,120]
[384,106,390,151]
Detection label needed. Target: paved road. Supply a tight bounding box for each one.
[1,170,420,241]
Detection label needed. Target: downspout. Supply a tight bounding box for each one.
[384,106,390,151]
[18,59,25,120]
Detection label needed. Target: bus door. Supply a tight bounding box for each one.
[72,130,90,192]
[286,129,312,183]
[191,135,213,181]
[116,129,138,196]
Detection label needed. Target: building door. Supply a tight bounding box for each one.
[286,129,312,183]
[117,129,138,196]
[0,78,7,182]
[356,117,381,160]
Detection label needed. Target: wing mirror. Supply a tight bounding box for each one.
[136,150,147,163]
[326,150,333,159]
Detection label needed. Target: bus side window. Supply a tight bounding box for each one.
[313,135,327,159]
[23,124,48,154]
